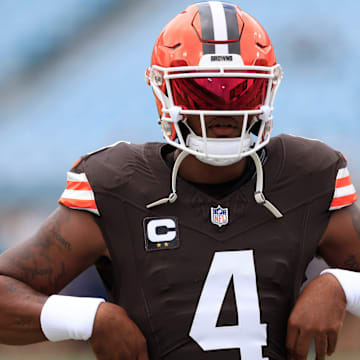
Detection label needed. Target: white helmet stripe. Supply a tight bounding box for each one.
[208,1,229,54]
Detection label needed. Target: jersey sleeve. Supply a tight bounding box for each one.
[58,158,100,216]
[329,157,357,211]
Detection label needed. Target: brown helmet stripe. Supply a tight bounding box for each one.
[223,2,241,54]
[197,2,216,54]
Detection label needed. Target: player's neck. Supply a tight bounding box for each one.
[176,150,248,184]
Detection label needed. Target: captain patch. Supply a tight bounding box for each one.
[143,217,179,251]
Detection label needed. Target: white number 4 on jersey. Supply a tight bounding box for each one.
[189,250,268,359]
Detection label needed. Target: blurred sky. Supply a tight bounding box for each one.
[0,0,359,207]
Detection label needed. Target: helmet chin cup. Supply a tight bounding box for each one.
[186,133,252,166]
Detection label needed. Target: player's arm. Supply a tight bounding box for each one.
[0,205,149,360]
[318,203,360,269]
[286,204,360,360]
[0,205,107,344]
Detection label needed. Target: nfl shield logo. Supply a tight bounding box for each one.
[211,205,229,227]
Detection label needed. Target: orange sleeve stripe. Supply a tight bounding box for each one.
[58,198,98,210]
[66,181,93,191]
[72,158,82,168]
[335,176,352,188]
[330,193,358,208]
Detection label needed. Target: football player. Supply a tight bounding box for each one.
[0,2,359,360]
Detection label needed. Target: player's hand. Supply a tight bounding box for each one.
[90,302,149,360]
[286,273,346,360]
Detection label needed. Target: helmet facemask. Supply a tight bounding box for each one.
[148,60,283,166]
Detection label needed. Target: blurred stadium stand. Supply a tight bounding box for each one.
[0,0,125,86]
[0,0,359,357]
[0,0,359,206]
[0,0,359,207]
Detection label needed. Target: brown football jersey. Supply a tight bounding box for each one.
[59,134,357,359]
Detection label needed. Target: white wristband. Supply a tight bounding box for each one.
[40,295,105,342]
[321,268,360,317]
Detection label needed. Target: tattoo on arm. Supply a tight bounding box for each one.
[49,228,71,251]
[11,209,72,293]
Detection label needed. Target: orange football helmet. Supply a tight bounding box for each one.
[146,1,283,166]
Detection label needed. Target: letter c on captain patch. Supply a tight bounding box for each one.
[143,217,179,251]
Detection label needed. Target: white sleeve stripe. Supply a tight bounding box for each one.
[66,171,89,183]
[336,167,350,179]
[60,189,95,201]
[68,207,100,216]
[333,184,356,198]
[330,204,351,211]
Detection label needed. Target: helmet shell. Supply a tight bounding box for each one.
[151,3,276,68]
